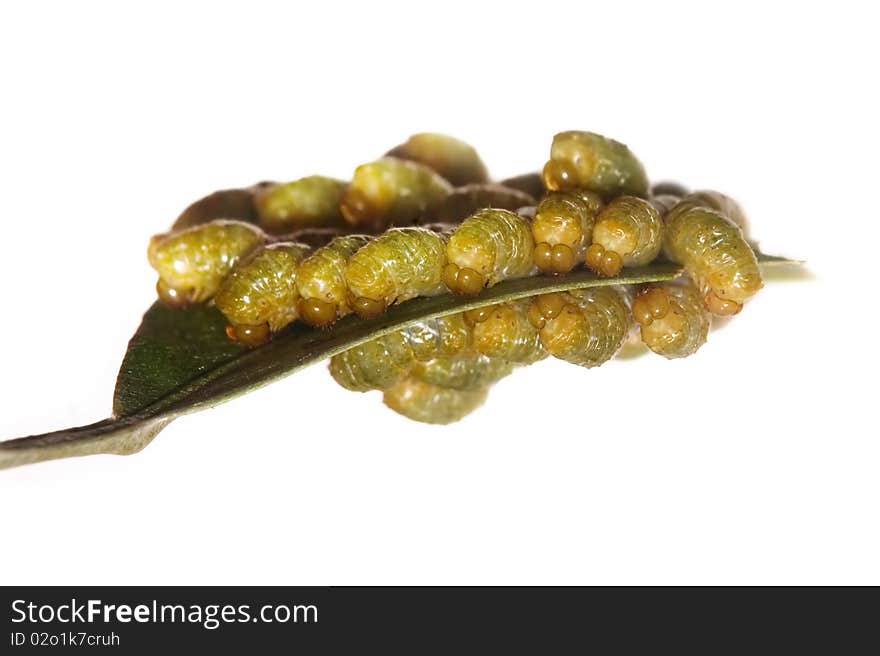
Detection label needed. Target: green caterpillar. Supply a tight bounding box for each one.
[343,226,448,318]
[385,133,489,186]
[253,175,348,234]
[443,208,535,295]
[295,234,373,327]
[148,219,266,308]
[340,157,452,232]
[632,281,710,359]
[383,377,489,425]
[531,190,603,275]
[663,199,762,315]
[412,354,514,391]
[214,242,311,346]
[542,131,648,199]
[470,300,547,364]
[527,287,631,368]
[585,196,663,277]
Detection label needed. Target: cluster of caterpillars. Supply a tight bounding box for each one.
[148,131,763,423]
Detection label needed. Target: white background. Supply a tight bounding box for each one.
[1,1,877,585]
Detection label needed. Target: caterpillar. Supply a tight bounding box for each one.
[385,133,489,186]
[527,287,631,368]
[295,234,373,327]
[443,208,536,295]
[340,157,452,232]
[631,281,710,359]
[148,219,266,308]
[253,175,348,234]
[531,190,604,275]
[585,196,663,277]
[214,242,311,346]
[542,131,649,199]
[429,183,536,224]
[172,184,269,230]
[650,181,688,198]
[328,312,475,391]
[343,226,448,318]
[669,190,749,234]
[411,354,513,391]
[663,201,762,316]
[470,300,547,364]
[383,377,489,425]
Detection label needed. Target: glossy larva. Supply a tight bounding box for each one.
[340,157,452,232]
[328,331,415,392]
[401,313,473,361]
[650,181,689,198]
[585,196,663,277]
[148,220,266,308]
[670,190,750,234]
[343,227,448,318]
[254,176,348,234]
[470,300,547,364]
[429,184,536,224]
[527,287,631,368]
[295,234,373,327]
[663,202,762,316]
[412,354,513,391]
[632,281,710,359]
[443,208,536,295]
[531,190,604,275]
[385,133,489,186]
[172,184,268,230]
[383,377,488,425]
[542,131,649,199]
[214,242,311,346]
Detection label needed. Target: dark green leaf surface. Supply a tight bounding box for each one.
[0,256,801,470]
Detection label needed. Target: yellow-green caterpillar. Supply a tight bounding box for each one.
[412,354,513,391]
[531,190,603,275]
[295,234,373,327]
[527,287,631,368]
[470,300,547,364]
[383,377,489,425]
[385,133,489,186]
[443,208,536,295]
[663,200,762,315]
[542,131,649,199]
[585,196,663,277]
[254,175,348,234]
[340,157,452,232]
[148,219,266,308]
[214,242,311,346]
[343,226,448,318]
[632,281,710,359]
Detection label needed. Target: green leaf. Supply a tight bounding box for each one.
[0,255,801,470]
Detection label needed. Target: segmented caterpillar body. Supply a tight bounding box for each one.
[148,220,266,308]
[328,313,476,391]
[585,196,663,277]
[527,287,631,368]
[295,234,373,327]
[340,157,452,232]
[663,202,762,315]
[632,281,710,359]
[470,300,547,364]
[254,176,347,234]
[430,184,536,224]
[343,227,448,318]
[385,133,489,186]
[542,131,648,199]
[214,242,311,346]
[670,190,749,234]
[443,208,536,295]
[383,377,488,425]
[531,190,603,274]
